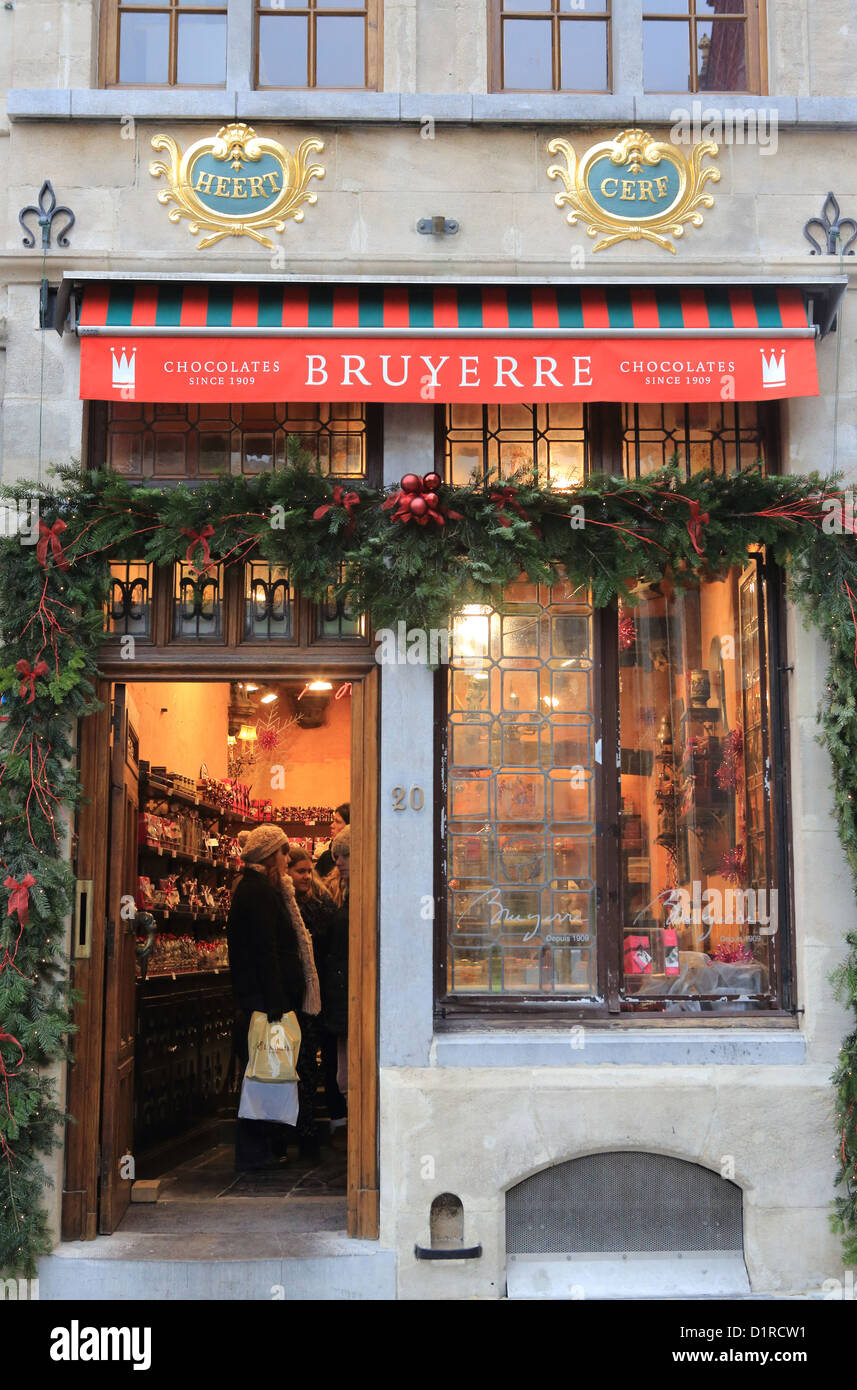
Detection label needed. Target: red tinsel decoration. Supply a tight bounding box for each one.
[715,724,744,791]
[618,610,637,650]
[711,940,755,964]
[719,845,747,885]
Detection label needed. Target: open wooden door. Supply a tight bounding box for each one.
[348,666,380,1239]
[98,684,139,1233]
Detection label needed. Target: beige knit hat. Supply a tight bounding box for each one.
[238,824,289,863]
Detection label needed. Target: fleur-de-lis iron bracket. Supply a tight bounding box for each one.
[804,192,857,256]
[18,180,76,329]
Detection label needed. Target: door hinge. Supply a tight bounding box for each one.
[111,700,122,742]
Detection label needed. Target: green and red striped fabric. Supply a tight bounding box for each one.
[79,282,811,333]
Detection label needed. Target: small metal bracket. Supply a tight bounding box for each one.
[414,1243,483,1260]
[804,192,857,257]
[417,216,460,236]
[19,182,75,329]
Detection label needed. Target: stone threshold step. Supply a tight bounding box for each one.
[39,1240,396,1301]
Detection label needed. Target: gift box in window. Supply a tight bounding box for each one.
[139,812,163,849]
[624,932,654,975]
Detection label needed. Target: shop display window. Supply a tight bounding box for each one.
[102,402,370,482]
[441,557,785,1014]
[445,580,598,997]
[441,560,784,1014]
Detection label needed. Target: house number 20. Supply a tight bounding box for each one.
[392,785,424,812]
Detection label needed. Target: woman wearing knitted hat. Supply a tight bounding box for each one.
[227,824,321,1171]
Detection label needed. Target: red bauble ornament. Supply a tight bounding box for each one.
[422,472,442,491]
[422,492,439,509]
[400,474,422,493]
[409,496,428,516]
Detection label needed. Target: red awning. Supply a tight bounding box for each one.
[77,282,820,404]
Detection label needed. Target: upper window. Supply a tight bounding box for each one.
[643,0,758,93]
[437,402,787,1018]
[491,0,611,93]
[101,0,381,88]
[100,401,374,481]
[489,0,764,93]
[255,0,381,89]
[103,0,228,87]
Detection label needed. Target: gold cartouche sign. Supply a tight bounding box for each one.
[547,128,720,254]
[150,122,324,250]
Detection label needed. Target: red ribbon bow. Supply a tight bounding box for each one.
[5,874,35,926]
[181,524,215,575]
[313,486,361,538]
[489,486,543,539]
[36,518,70,571]
[15,658,49,703]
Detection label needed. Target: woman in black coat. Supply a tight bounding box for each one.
[227,825,305,1171]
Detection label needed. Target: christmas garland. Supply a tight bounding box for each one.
[1,443,856,1274]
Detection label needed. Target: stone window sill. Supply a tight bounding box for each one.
[5,89,857,127]
[431,1028,806,1067]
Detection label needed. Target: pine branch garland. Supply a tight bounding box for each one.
[0,445,857,1272]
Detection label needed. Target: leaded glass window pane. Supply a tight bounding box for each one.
[447,582,597,997]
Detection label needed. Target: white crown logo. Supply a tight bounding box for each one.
[760,348,786,389]
[111,346,136,390]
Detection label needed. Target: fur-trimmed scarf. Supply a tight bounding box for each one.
[278,871,322,1016]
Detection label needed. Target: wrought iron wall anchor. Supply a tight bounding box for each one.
[18,180,76,329]
[804,192,857,256]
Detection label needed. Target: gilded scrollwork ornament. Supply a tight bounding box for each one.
[150,122,325,250]
[546,128,720,255]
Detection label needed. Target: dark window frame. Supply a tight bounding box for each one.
[433,400,795,1024]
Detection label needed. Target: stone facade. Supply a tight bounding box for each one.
[2,0,856,1298]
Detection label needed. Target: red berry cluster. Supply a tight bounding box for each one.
[383,472,461,527]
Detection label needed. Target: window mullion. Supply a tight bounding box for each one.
[612,0,643,96]
[227,0,253,91]
[597,604,622,1013]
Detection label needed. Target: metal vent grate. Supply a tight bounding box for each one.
[506,1152,743,1254]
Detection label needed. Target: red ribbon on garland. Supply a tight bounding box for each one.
[488,486,543,539]
[15,658,48,704]
[654,491,710,556]
[4,874,35,927]
[313,486,361,538]
[36,518,70,571]
[181,523,215,575]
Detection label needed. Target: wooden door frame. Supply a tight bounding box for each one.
[62,664,380,1243]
